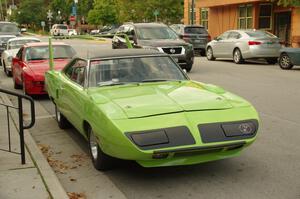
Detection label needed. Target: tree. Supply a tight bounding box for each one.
[270,0,300,6]
[87,0,119,25]
[50,0,73,23]
[13,0,47,29]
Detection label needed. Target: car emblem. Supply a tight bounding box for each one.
[170,48,176,54]
[238,123,253,134]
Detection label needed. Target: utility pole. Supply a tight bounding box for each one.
[0,0,3,21]
[191,0,195,25]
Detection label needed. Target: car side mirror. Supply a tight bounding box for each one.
[183,69,187,74]
[214,37,219,41]
[12,57,20,63]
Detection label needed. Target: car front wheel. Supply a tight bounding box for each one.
[55,105,71,129]
[233,48,244,64]
[88,128,115,171]
[279,53,293,70]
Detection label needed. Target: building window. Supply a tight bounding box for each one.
[200,8,208,29]
[238,4,253,29]
[189,3,196,24]
[259,4,272,29]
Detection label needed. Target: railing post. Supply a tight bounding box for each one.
[18,97,25,165]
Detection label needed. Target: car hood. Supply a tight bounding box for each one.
[138,39,188,47]
[4,49,19,57]
[26,59,69,78]
[89,81,236,119]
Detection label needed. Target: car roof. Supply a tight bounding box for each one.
[24,42,68,47]
[8,37,40,42]
[132,23,167,28]
[90,49,165,60]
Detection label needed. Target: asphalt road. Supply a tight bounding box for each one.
[0,37,299,199]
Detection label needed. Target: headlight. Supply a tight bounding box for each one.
[7,56,13,63]
[222,121,257,137]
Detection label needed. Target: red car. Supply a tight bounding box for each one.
[12,42,76,95]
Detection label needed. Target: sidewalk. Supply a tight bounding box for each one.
[0,93,68,199]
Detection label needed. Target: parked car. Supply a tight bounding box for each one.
[0,21,21,36]
[12,42,76,95]
[1,37,41,76]
[68,29,77,36]
[90,29,100,35]
[99,27,119,38]
[50,24,69,36]
[170,24,211,56]
[0,35,16,59]
[279,48,300,69]
[206,30,281,64]
[45,49,259,170]
[112,23,194,72]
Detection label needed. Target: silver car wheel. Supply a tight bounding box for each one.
[55,106,61,122]
[207,48,212,59]
[234,50,240,63]
[89,131,98,160]
[280,55,290,68]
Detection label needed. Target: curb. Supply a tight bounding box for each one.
[0,93,69,199]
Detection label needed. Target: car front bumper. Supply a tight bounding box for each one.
[94,106,259,167]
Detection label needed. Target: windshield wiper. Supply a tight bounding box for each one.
[141,79,176,83]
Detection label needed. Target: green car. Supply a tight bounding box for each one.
[45,49,259,170]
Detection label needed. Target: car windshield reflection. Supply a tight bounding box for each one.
[89,56,187,87]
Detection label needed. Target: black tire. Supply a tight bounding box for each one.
[200,50,206,57]
[279,53,294,70]
[13,75,22,89]
[88,127,115,171]
[266,58,278,65]
[206,47,216,61]
[233,48,244,64]
[55,105,71,129]
[3,62,12,77]
[184,63,193,72]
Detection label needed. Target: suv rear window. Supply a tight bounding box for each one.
[0,23,19,33]
[184,27,207,34]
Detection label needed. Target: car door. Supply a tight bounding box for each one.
[224,32,242,58]
[58,59,88,132]
[213,31,230,57]
[12,47,25,83]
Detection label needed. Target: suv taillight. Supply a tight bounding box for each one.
[248,41,262,45]
[208,35,211,42]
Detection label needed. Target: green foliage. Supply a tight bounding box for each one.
[270,0,300,6]
[12,0,47,29]
[50,0,73,23]
[87,0,119,25]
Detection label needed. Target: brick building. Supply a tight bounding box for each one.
[184,0,300,47]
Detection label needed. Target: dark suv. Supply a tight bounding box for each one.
[112,23,194,72]
[0,22,20,36]
[170,24,210,56]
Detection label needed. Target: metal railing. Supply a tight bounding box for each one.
[0,88,35,164]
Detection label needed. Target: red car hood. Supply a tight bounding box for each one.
[25,59,69,79]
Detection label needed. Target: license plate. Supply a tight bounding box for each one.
[194,39,202,43]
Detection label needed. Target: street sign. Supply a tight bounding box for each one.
[153,9,159,16]
[69,15,76,21]
[47,10,53,21]
[41,21,45,27]
[72,5,77,16]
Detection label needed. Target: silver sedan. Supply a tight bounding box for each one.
[206,30,282,64]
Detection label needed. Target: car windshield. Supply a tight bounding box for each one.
[184,27,207,34]
[136,26,179,40]
[245,31,277,38]
[8,39,40,49]
[57,25,68,29]
[0,23,19,33]
[89,56,187,87]
[25,45,76,61]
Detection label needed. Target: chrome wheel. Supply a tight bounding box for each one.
[206,47,215,61]
[234,50,240,63]
[280,55,291,68]
[89,131,98,160]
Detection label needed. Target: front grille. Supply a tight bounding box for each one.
[162,47,182,55]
